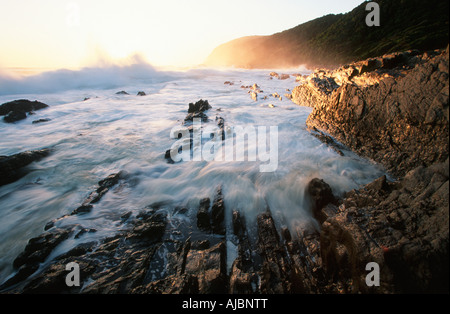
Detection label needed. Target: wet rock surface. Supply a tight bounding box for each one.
[0,149,51,186]
[0,100,49,123]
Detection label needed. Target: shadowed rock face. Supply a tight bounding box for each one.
[293,48,449,178]
[0,149,51,186]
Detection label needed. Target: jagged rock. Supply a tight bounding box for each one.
[1,227,76,291]
[184,241,228,293]
[137,91,146,96]
[13,228,71,269]
[256,212,304,294]
[185,99,211,123]
[0,149,51,186]
[197,198,211,231]
[195,187,225,234]
[188,99,211,114]
[291,76,338,107]
[305,178,337,224]
[289,50,449,294]
[297,49,449,177]
[229,209,257,294]
[211,186,225,235]
[309,127,345,156]
[269,72,290,80]
[319,159,449,293]
[127,211,167,241]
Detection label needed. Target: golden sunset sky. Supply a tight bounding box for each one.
[0,0,363,69]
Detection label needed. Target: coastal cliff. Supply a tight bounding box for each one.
[293,48,449,177]
[291,47,449,293]
[205,0,449,69]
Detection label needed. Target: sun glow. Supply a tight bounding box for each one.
[0,0,363,69]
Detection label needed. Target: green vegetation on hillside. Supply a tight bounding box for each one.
[205,0,449,69]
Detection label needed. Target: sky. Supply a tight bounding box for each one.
[0,0,363,69]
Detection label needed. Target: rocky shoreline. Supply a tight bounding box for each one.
[0,49,448,294]
[293,48,449,178]
[291,47,449,293]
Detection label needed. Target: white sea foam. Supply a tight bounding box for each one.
[0,65,386,284]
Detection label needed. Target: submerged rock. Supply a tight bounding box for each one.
[32,118,51,124]
[70,171,127,216]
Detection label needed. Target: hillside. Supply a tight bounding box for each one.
[205,0,449,69]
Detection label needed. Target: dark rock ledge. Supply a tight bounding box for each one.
[0,99,49,123]
[0,149,51,186]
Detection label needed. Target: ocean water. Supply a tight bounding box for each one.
[0,63,386,284]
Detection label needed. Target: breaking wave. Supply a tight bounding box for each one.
[0,58,174,96]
